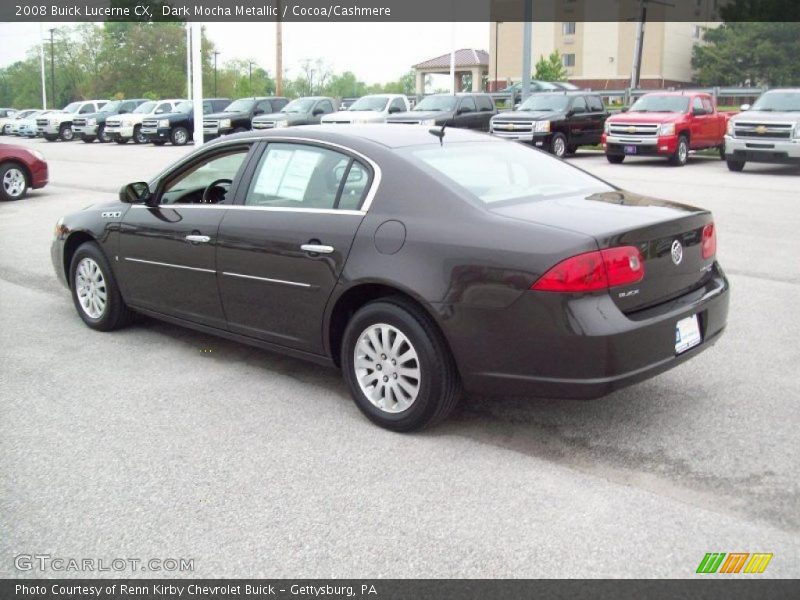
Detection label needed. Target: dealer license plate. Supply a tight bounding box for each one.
[624,145,638,155]
[675,314,702,354]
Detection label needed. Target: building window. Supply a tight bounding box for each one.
[692,25,705,39]
[562,53,576,67]
[562,22,576,36]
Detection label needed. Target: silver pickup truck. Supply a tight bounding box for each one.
[724,89,800,172]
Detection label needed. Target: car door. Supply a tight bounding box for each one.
[456,96,479,129]
[254,99,273,118]
[312,99,335,124]
[689,97,708,148]
[585,95,607,143]
[701,97,718,147]
[567,96,590,145]
[216,140,373,354]
[117,143,255,328]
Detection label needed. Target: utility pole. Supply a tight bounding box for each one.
[39,23,47,109]
[521,0,532,102]
[494,21,501,92]
[630,0,646,90]
[191,23,203,146]
[249,61,255,96]
[185,23,192,100]
[276,1,283,96]
[49,28,55,109]
[213,51,220,97]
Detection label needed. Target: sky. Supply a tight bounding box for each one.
[0,21,488,84]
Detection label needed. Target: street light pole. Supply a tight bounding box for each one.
[249,61,254,96]
[213,51,220,97]
[39,23,47,108]
[49,28,56,109]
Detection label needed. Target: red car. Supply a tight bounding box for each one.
[602,92,733,166]
[0,143,48,201]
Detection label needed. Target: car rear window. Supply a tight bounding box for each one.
[402,141,611,205]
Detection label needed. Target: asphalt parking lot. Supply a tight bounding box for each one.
[1,135,799,578]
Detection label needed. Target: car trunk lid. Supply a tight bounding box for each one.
[491,190,715,313]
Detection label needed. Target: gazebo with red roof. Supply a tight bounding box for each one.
[412,49,489,94]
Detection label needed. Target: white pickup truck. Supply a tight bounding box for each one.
[37,100,108,141]
[321,94,410,124]
[104,99,186,144]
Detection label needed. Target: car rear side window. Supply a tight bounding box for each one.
[245,143,369,210]
[404,141,611,205]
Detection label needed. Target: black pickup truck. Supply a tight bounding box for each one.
[203,97,289,139]
[73,99,149,143]
[490,91,608,158]
[386,93,497,131]
[141,98,230,146]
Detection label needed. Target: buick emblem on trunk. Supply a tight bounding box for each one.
[671,240,683,265]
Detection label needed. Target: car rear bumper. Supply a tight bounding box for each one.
[446,263,730,399]
[724,135,800,164]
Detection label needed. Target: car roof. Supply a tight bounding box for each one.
[215,123,497,150]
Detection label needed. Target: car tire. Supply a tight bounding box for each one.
[718,145,726,160]
[133,126,146,144]
[97,126,111,143]
[566,145,578,155]
[69,242,132,332]
[43,134,58,141]
[59,124,74,141]
[669,134,689,166]
[726,159,745,172]
[606,154,625,164]
[115,138,129,144]
[151,140,166,146]
[341,297,462,432]
[0,162,29,201]
[170,126,189,146]
[81,136,95,143]
[549,132,568,158]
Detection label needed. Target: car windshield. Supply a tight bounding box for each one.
[403,141,611,205]
[224,99,256,112]
[518,95,570,111]
[629,95,690,113]
[176,101,193,113]
[133,101,156,114]
[413,96,458,112]
[349,96,389,112]
[751,92,800,112]
[63,102,81,113]
[282,98,316,113]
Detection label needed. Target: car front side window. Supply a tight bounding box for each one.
[160,149,250,205]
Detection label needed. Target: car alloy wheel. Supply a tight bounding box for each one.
[133,127,146,144]
[172,127,189,145]
[2,166,26,199]
[354,323,421,413]
[60,125,74,141]
[551,133,567,158]
[75,257,107,319]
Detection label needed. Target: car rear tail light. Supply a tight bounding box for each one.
[531,246,644,293]
[701,222,716,259]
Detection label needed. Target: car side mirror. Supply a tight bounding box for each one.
[119,109,130,114]
[312,108,324,116]
[253,109,264,116]
[740,103,751,111]
[120,181,152,205]
[458,107,473,114]
[693,108,706,116]
[388,106,403,114]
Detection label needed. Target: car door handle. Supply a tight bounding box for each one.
[185,235,211,243]
[301,244,334,254]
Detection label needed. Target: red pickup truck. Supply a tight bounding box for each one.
[602,92,732,166]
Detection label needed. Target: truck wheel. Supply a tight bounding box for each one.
[59,124,74,141]
[43,134,58,142]
[132,126,146,144]
[114,138,129,145]
[170,127,189,146]
[81,136,95,143]
[549,133,567,158]
[718,145,725,160]
[669,135,689,166]
[341,297,461,432]
[726,159,745,172]
[152,140,166,146]
[98,126,111,143]
[606,154,625,164]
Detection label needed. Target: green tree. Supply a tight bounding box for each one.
[533,50,567,81]
[691,22,800,86]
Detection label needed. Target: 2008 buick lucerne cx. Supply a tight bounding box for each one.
[52,125,729,431]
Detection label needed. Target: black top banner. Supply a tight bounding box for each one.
[3,0,800,22]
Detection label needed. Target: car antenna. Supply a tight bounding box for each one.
[429,121,447,146]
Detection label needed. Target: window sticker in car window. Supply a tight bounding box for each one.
[252,148,322,201]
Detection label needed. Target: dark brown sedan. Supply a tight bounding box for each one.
[51,125,729,431]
